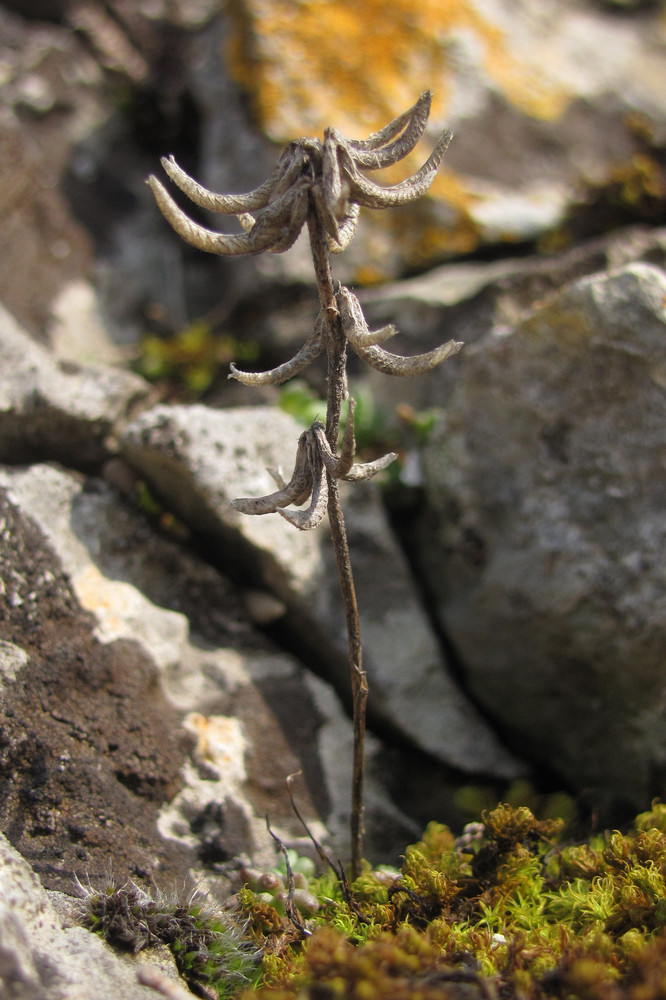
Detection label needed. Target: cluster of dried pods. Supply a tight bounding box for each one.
[148,90,460,530]
[148,90,461,874]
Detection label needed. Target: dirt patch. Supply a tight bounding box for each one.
[0,489,195,893]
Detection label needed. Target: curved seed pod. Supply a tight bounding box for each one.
[340,92,433,170]
[148,175,309,257]
[351,322,397,346]
[350,336,463,377]
[343,451,398,481]
[228,318,325,386]
[336,398,357,476]
[336,285,397,346]
[343,129,452,209]
[147,176,262,255]
[312,400,355,479]
[312,404,395,481]
[313,426,338,477]
[250,179,311,254]
[327,203,360,254]
[229,431,312,514]
[322,133,347,219]
[309,163,357,253]
[345,91,432,156]
[279,434,329,530]
[337,285,462,376]
[160,145,304,214]
[239,176,310,245]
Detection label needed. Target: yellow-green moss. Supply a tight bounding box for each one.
[237,802,666,999]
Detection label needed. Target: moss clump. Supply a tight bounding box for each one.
[237,802,666,999]
[80,880,260,997]
[135,320,259,395]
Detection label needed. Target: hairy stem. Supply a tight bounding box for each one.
[307,203,367,880]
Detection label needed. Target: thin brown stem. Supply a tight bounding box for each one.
[307,201,367,880]
[327,480,367,881]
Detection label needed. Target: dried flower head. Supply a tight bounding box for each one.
[147,91,451,258]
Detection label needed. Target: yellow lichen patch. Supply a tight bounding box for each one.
[226,0,570,263]
[227,0,570,142]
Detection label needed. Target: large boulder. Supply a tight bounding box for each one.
[414,262,666,813]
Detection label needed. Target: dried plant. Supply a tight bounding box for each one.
[148,90,461,878]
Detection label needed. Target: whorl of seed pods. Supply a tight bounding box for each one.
[148,91,461,529]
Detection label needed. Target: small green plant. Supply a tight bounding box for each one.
[278,380,391,456]
[79,879,260,997]
[148,92,460,876]
[136,319,259,394]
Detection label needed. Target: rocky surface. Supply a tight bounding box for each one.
[413,261,666,813]
[0,485,195,894]
[0,300,148,468]
[0,831,182,1000]
[1,2,665,995]
[119,403,521,779]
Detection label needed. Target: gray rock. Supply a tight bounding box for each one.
[346,226,666,427]
[416,262,666,812]
[0,301,149,468]
[120,404,326,604]
[316,482,522,779]
[0,831,181,1000]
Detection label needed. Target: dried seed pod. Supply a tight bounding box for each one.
[337,285,462,377]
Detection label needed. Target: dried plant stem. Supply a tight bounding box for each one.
[327,485,367,882]
[308,205,367,880]
[149,93,458,883]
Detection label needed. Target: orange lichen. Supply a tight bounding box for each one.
[227,0,570,141]
[225,0,570,265]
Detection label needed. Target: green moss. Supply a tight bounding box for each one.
[236,802,666,999]
[135,320,259,394]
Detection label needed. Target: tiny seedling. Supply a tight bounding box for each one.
[79,879,260,997]
[148,91,461,878]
